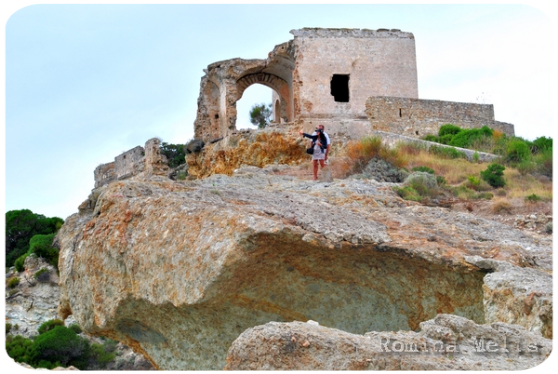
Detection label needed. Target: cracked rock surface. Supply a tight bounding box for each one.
[57,165,552,370]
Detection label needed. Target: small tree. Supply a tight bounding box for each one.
[249,103,272,129]
[480,163,506,188]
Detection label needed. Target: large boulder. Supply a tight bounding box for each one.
[225,314,551,370]
[56,166,552,370]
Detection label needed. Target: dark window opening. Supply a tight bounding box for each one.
[399,108,403,117]
[214,114,219,119]
[330,74,349,102]
[415,131,420,136]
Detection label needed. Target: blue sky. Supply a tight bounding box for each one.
[2,3,556,220]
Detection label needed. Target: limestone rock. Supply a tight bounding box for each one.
[56,165,552,370]
[224,314,551,370]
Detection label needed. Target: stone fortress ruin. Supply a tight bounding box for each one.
[94,27,514,187]
[194,27,514,143]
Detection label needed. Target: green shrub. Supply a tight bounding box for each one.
[480,163,506,188]
[0,323,12,336]
[5,209,63,268]
[68,324,82,335]
[438,134,454,145]
[6,334,33,364]
[466,175,481,190]
[29,233,58,269]
[449,126,493,149]
[38,319,65,335]
[393,186,422,202]
[89,342,117,369]
[429,145,466,159]
[8,276,20,288]
[14,253,29,272]
[160,142,187,168]
[34,268,50,282]
[438,124,462,137]
[28,326,91,369]
[411,166,435,174]
[473,151,480,163]
[545,222,553,234]
[505,139,531,163]
[423,135,439,142]
[525,194,542,203]
[177,171,187,181]
[475,192,494,200]
[531,136,552,153]
[436,175,447,186]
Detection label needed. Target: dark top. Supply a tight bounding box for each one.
[302,132,327,152]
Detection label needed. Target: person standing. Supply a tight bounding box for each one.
[312,125,331,164]
[300,128,328,180]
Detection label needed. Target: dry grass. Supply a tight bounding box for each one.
[398,146,485,184]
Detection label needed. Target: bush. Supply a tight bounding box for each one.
[449,126,493,149]
[436,175,447,186]
[429,145,466,159]
[531,136,552,153]
[466,175,481,190]
[411,166,435,174]
[505,139,531,163]
[5,209,63,268]
[89,342,117,369]
[533,148,552,179]
[438,124,462,137]
[423,134,439,142]
[29,233,58,269]
[480,163,506,188]
[38,319,65,335]
[525,194,542,203]
[28,326,91,369]
[545,222,553,234]
[6,334,33,364]
[0,323,12,336]
[160,142,187,168]
[14,253,29,272]
[492,198,513,214]
[8,276,20,288]
[393,186,422,202]
[68,324,83,334]
[34,268,50,282]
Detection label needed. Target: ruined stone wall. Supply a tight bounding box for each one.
[115,146,145,180]
[94,146,145,188]
[365,96,515,138]
[94,162,116,188]
[291,28,418,123]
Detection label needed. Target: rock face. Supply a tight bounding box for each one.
[225,314,551,370]
[6,256,60,338]
[57,162,552,370]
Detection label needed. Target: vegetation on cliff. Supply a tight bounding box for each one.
[6,319,117,370]
[5,209,63,268]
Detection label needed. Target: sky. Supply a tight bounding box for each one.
[2,2,556,222]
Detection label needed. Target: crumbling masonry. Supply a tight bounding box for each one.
[193,28,514,143]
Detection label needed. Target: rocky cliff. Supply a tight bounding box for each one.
[56,147,552,370]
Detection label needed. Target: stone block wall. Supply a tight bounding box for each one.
[94,162,116,188]
[115,146,145,180]
[292,29,418,123]
[365,96,515,138]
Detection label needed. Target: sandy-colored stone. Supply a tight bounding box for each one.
[57,163,551,370]
[224,314,551,370]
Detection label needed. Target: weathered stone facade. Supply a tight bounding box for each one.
[365,96,515,138]
[193,28,514,144]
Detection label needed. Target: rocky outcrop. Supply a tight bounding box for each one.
[186,125,308,178]
[57,163,552,370]
[225,314,551,370]
[6,256,60,338]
